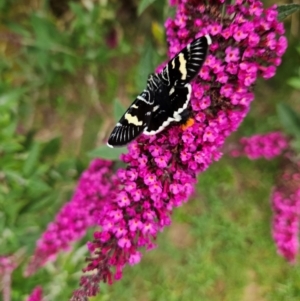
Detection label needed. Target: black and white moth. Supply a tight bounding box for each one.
[107,35,212,148]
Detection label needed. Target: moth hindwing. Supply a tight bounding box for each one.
[160,34,212,87]
[107,35,211,148]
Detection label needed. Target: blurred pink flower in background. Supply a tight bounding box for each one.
[229,131,300,263]
[0,256,17,301]
[230,132,289,159]
[272,165,300,263]
[27,286,44,301]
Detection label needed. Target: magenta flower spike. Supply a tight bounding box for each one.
[27,286,44,301]
[0,255,17,275]
[0,256,17,301]
[25,159,115,276]
[228,131,299,262]
[230,132,289,159]
[272,168,300,263]
[71,0,287,299]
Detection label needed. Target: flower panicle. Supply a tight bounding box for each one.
[0,256,17,274]
[272,164,300,263]
[72,0,287,298]
[26,159,114,276]
[230,132,289,160]
[26,286,44,301]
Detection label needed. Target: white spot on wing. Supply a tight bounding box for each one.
[137,95,146,102]
[169,87,175,95]
[153,105,160,112]
[205,34,212,45]
[178,53,187,80]
[125,113,143,126]
[171,59,176,69]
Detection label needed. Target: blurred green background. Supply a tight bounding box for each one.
[0,0,300,300]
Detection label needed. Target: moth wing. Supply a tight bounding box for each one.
[107,90,153,148]
[160,35,211,87]
[144,84,191,135]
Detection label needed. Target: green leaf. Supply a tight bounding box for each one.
[151,21,165,45]
[138,0,158,16]
[30,15,53,48]
[26,177,51,199]
[277,103,300,138]
[3,170,27,187]
[41,137,61,158]
[114,98,126,121]
[28,193,59,212]
[88,145,127,160]
[0,140,23,153]
[290,139,300,153]
[277,4,300,21]
[287,77,300,90]
[20,15,75,56]
[8,23,31,38]
[136,42,155,91]
[0,89,25,108]
[0,119,18,139]
[22,142,40,177]
[0,111,11,127]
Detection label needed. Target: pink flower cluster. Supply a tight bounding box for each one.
[27,286,44,301]
[272,169,300,263]
[0,256,17,301]
[0,256,16,274]
[25,159,114,276]
[230,132,289,159]
[71,0,287,299]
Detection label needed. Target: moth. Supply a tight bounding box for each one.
[107,35,211,148]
